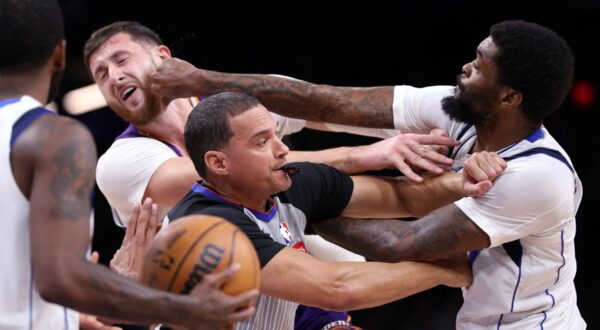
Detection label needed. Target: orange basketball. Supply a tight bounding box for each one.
[141,214,260,295]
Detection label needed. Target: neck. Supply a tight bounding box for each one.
[473,117,541,152]
[136,98,194,154]
[202,180,270,211]
[0,70,50,105]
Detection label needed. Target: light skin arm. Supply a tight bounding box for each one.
[150,57,395,128]
[287,132,459,181]
[259,247,471,311]
[143,156,200,207]
[342,174,463,219]
[14,116,256,328]
[143,132,457,205]
[340,151,506,219]
[316,152,505,262]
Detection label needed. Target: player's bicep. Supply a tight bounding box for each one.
[412,204,490,259]
[144,157,201,207]
[25,117,97,267]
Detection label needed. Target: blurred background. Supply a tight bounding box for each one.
[55,1,599,328]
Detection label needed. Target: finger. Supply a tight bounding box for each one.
[205,264,241,288]
[230,289,259,307]
[463,159,490,182]
[414,134,461,147]
[417,145,455,165]
[125,203,141,239]
[227,305,257,323]
[478,153,504,179]
[135,198,153,239]
[409,155,445,174]
[486,152,507,173]
[145,203,159,239]
[467,180,493,196]
[89,251,100,264]
[394,160,423,182]
[429,128,449,138]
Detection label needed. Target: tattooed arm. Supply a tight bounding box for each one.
[314,205,490,263]
[12,115,256,328]
[150,57,395,128]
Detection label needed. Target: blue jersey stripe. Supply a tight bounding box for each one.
[0,96,21,108]
[503,147,573,173]
[10,107,54,148]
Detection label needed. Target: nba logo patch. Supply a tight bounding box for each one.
[280,222,292,245]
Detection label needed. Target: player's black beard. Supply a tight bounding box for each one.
[46,69,64,104]
[442,75,496,126]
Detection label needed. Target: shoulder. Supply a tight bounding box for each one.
[500,154,573,195]
[100,137,176,162]
[97,137,178,188]
[170,191,246,221]
[473,153,575,216]
[15,114,96,163]
[393,85,454,104]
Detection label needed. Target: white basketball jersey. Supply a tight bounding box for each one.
[0,96,78,329]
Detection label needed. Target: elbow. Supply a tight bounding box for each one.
[35,258,86,306]
[36,272,69,305]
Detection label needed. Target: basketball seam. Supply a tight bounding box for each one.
[167,219,227,292]
[228,230,237,267]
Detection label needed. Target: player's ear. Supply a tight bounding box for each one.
[205,151,228,176]
[500,87,522,109]
[52,39,67,72]
[156,45,171,59]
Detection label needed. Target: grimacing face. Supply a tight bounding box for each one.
[88,33,164,125]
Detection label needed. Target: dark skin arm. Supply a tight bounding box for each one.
[314,151,506,262]
[150,57,395,128]
[313,204,490,263]
[11,115,256,329]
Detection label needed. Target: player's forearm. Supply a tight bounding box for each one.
[314,204,489,263]
[39,256,197,326]
[199,69,396,128]
[325,260,460,311]
[287,147,360,173]
[393,172,463,218]
[314,217,416,262]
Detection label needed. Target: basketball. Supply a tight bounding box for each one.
[141,214,260,295]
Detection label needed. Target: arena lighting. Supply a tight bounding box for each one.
[62,84,107,115]
[570,80,596,108]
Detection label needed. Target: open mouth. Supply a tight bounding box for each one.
[121,86,137,101]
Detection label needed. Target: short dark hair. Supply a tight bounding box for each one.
[185,92,261,178]
[0,0,64,73]
[490,20,574,124]
[83,21,162,69]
